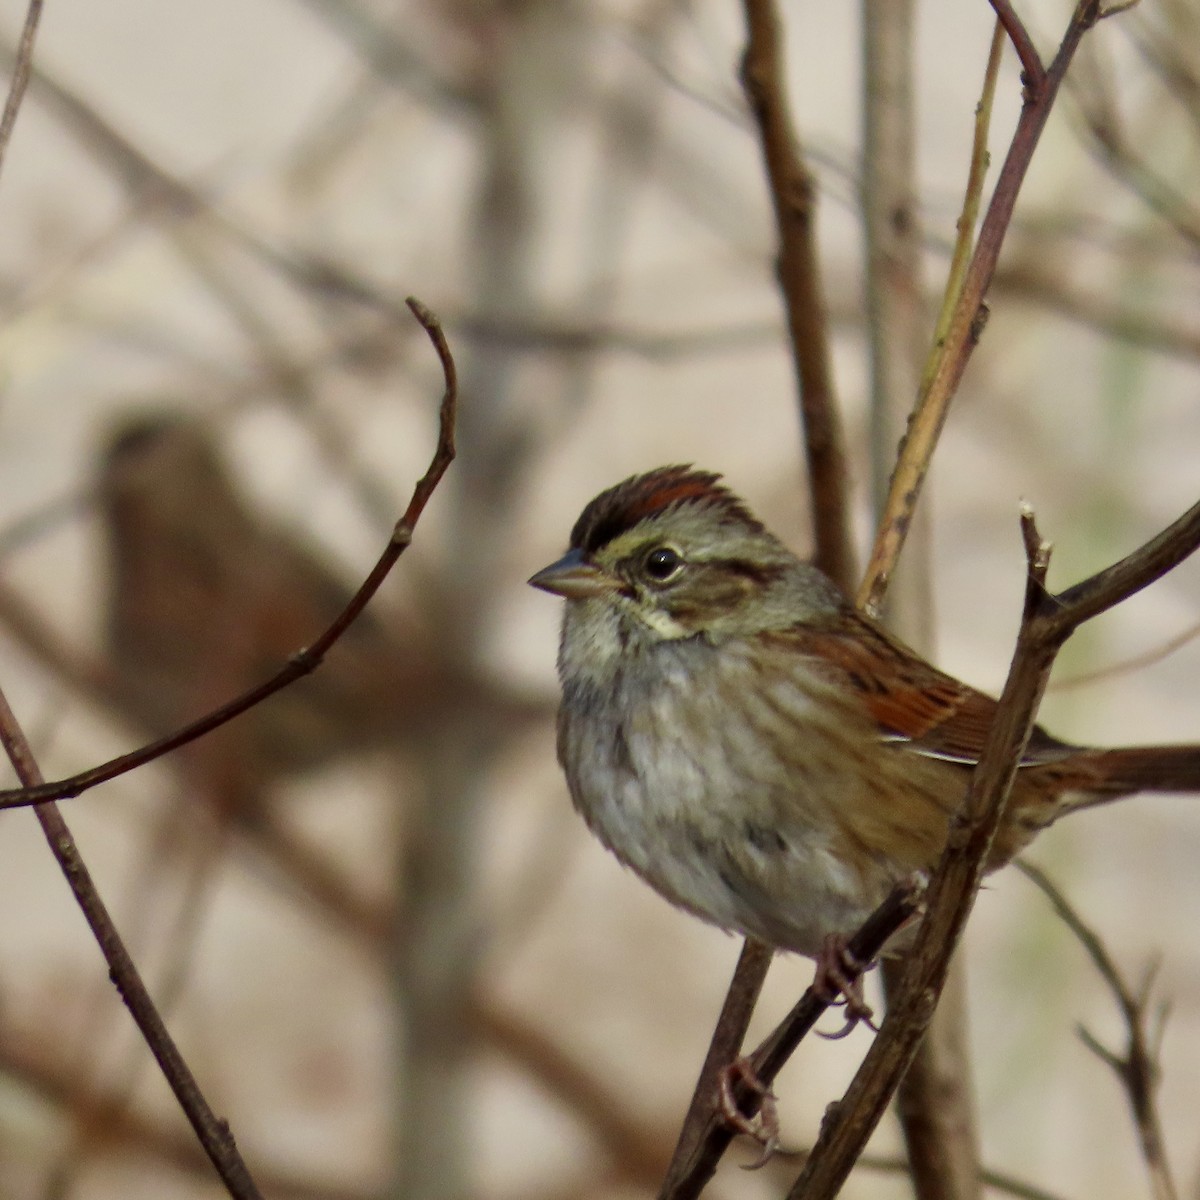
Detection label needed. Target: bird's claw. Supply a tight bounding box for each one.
[812,933,878,1037]
[717,1056,781,1169]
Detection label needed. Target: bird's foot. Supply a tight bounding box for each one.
[716,1055,781,1169]
[812,932,878,1038]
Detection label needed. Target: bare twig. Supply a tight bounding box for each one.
[0,685,265,1199]
[0,298,456,811]
[739,0,856,591]
[1048,618,1200,691]
[988,0,1046,93]
[784,493,1200,1199]
[657,938,774,1194]
[923,19,1006,404]
[858,0,1111,616]
[0,0,42,180]
[1018,861,1179,1200]
[659,877,927,1199]
[862,4,981,1196]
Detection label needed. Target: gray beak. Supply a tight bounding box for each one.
[528,547,619,599]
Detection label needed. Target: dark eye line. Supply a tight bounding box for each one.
[716,558,785,584]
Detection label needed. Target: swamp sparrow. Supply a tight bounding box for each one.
[530,466,1200,962]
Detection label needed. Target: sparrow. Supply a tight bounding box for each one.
[529,466,1200,963]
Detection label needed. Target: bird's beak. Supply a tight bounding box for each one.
[528,548,618,599]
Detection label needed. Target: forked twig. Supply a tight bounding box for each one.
[988,0,1046,94]
[784,494,1200,1199]
[1018,861,1179,1200]
[858,0,1111,616]
[659,877,926,1199]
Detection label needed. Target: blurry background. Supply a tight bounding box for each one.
[0,0,1198,1197]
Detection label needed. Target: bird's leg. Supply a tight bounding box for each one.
[812,932,878,1038]
[716,1055,781,1168]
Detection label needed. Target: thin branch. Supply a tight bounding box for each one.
[0,685,264,1199]
[1018,862,1179,1200]
[988,0,1046,93]
[858,0,1108,616]
[1048,618,1200,691]
[0,298,457,811]
[783,485,1200,1199]
[739,0,856,590]
[0,0,42,180]
[658,877,927,1198]
[657,938,773,1192]
[926,18,1006,399]
[791,1151,1068,1200]
[474,999,670,1185]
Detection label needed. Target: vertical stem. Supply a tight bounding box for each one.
[740,0,857,590]
[862,3,981,1197]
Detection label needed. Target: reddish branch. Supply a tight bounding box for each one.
[988,0,1045,94]
[859,0,1109,616]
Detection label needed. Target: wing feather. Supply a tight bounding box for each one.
[764,614,1074,767]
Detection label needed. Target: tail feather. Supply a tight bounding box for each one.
[1062,744,1200,811]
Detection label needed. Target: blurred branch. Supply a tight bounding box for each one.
[474,999,671,1186]
[0,0,41,179]
[1076,95,1200,253]
[1048,617,1200,691]
[0,298,457,810]
[992,258,1200,361]
[862,4,981,1197]
[740,0,856,590]
[0,1033,373,1200]
[1018,861,1179,1200]
[786,493,1200,1199]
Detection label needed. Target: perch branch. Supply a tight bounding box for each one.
[784,491,1200,1199]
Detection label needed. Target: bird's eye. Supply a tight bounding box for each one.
[643,546,682,582]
